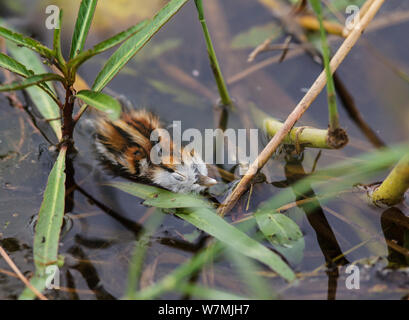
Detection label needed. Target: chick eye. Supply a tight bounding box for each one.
[172,172,185,181]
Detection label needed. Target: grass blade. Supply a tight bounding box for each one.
[69,0,98,59]
[67,20,149,71]
[92,0,189,91]
[19,147,67,299]
[134,242,223,299]
[123,210,164,299]
[0,73,64,92]
[177,207,295,281]
[0,25,54,60]
[258,143,409,214]
[75,89,121,120]
[108,182,295,282]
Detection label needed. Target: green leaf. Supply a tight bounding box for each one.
[148,79,204,109]
[329,0,366,11]
[69,0,98,59]
[0,50,55,96]
[53,9,65,69]
[134,242,224,299]
[75,90,121,120]
[67,20,149,71]
[92,0,189,91]
[108,182,295,282]
[19,147,66,300]
[107,182,210,209]
[0,25,54,60]
[255,211,305,265]
[0,73,64,92]
[231,22,282,49]
[6,41,62,140]
[256,212,303,245]
[133,38,182,63]
[178,207,295,281]
[124,210,164,299]
[0,52,33,77]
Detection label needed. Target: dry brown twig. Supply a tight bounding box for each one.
[0,245,48,300]
[218,0,386,216]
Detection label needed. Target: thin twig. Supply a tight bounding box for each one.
[228,8,409,86]
[0,246,48,300]
[217,0,386,216]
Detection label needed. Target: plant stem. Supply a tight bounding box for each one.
[217,0,386,217]
[194,0,232,107]
[371,154,409,206]
[61,86,75,150]
[251,105,347,150]
[265,116,345,150]
[310,0,340,132]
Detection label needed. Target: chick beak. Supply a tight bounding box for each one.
[198,175,218,187]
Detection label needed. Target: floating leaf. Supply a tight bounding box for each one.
[69,0,98,59]
[256,211,305,265]
[19,147,66,300]
[75,90,121,120]
[256,212,303,245]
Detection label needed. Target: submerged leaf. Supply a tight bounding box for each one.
[148,79,204,108]
[231,22,282,49]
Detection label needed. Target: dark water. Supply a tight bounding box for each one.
[0,0,409,299]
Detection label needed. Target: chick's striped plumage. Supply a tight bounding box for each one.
[95,110,158,178]
[94,110,217,193]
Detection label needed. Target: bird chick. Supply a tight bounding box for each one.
[94,110,217,193]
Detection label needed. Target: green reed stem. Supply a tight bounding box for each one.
[194,0,233,107]
[371,153,409,206]
[310,0,339,131]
